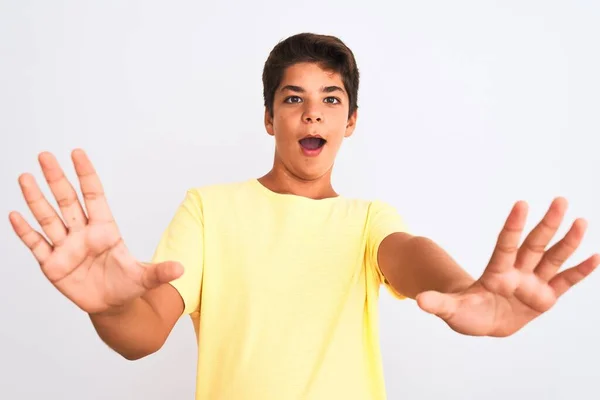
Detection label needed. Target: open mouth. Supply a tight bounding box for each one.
[299,136,327,150]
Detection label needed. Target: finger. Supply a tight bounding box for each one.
[535,218,587,281]
[9,211,53,265]
[18,173,68,245]
[486,201,528,274]
[549,253,600,298]
[140,261,184,290]
[516,197,567,272]
[38,152,88,231]
[416,290,459,321]
[71,149,114,223]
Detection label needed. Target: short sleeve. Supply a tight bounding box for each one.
[366,200,410,299]
[151,189,204,316]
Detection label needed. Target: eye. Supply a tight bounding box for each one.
[284,96,302,104]
[324,97,341,104]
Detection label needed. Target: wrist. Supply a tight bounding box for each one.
[446,278,475,294]
[90,298,139,319]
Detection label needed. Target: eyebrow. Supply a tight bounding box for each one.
[280,85,345,94]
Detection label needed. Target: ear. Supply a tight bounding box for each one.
[264,108,274,136]
[344,109,358,138]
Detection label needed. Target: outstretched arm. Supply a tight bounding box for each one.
[378,197,599,337]
[10,150,186,359]
[378,232,475,298]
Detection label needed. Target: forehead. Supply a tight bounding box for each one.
[279,62,344,90]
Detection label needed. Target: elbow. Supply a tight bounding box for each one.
[121,351,149,361]
[120,345,161,361]
[116,339,166,361]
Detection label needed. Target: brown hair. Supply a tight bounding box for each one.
[262,33,359,119]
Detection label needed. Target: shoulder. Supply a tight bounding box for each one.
[340,196,400,217]
[363,198,410,238]
[367,199,398,213]
[185,179,254,199]
[334,196,408,234]
[168,180,251,215]
[177,179,261,218]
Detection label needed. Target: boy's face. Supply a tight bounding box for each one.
[265,62,357,181]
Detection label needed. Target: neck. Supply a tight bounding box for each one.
[258,162,338,200]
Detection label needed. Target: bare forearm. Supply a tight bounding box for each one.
[88,296,169,360]
[379,234,475,299]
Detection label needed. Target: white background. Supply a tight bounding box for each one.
[1,1,598,399]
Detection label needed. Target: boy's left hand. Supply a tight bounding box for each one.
[415,197,599,337]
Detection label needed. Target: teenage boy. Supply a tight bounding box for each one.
[10,33,598,399]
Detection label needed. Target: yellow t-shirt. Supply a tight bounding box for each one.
[151,178,408,399]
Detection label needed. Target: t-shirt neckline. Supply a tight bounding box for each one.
[249,178,343,203]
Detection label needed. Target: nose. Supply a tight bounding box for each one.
[302,108,323,124]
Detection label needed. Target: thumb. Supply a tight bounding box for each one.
[416,290,458,321]
[140,261,184,290]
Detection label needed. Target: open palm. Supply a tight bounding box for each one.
[416,198,599,337]
[9,149,182,315]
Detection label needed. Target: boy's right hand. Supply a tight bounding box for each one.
[9,149,183,316]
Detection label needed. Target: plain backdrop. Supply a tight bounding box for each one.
[1,1,598,399]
